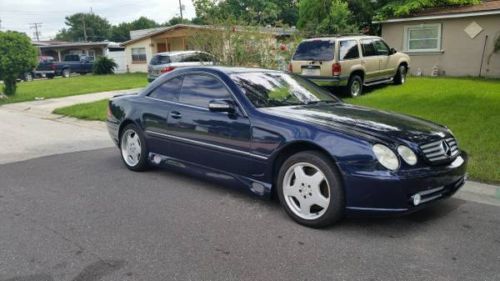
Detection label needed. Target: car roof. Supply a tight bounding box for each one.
[301,35,381,42]
[180,66,279,75]
[154,50,206,57]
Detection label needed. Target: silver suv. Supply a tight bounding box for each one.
[147,51,215,82]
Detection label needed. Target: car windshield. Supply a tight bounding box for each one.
[293,40,335,61]
[231,72,339,108]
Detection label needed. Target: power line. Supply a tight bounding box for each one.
[29,22,42,41]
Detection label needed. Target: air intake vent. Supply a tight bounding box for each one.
[420,138,459,163]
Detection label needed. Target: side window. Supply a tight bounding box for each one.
[179,74,232,108]
[148,76,183,101]
[361,39,377,57]
[373,40,390,56]
[180,54,197,63]
[339,40,359,60]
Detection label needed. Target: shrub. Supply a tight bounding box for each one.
[0,31,38,96]
[93,56,117,75]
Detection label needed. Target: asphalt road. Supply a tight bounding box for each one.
[0,148,499,281]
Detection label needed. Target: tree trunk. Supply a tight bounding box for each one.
[3,77,17,96]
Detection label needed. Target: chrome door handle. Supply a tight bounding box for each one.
[170,111,182,119]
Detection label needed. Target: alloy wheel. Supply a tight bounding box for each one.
[121,129,142,167]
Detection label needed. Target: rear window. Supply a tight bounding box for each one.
[151,55,171,65]
[293,40,335,61]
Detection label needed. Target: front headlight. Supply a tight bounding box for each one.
[397,145,417,165]
[372,144,399,171]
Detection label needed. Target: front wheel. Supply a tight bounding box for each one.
[277,151,344,228]
[394,65,407,85]
[62,69,70,78]
[346,75,363,98]
[120,124,149,171]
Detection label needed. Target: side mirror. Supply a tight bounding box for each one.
[390,48,397,55]
[208,99,235,113]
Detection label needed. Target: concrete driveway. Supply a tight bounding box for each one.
[0,89,139,164]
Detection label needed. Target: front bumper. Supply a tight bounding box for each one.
[340,151,468,215]
[301,75,348,87]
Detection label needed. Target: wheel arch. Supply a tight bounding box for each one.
[118,119,140,145]
[270,141,344,199]
[349,69,365,82]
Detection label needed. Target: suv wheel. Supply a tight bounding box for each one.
[394,65,407,85]
[347,75,363,97]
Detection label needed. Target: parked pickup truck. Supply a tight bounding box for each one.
[52,54,94,78]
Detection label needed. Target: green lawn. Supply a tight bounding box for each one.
[0,73,147,104]
[53,77,500,184]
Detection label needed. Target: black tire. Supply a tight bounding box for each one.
[346,74,363,97]
[394,65,407,85]
[23,72,33,82]
[277,151,345,228]
[119,124,149,171]
[47,74,55,79]
[62,69,70,78]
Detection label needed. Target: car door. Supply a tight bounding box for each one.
[166,73,253,175]
[373,39,394,79]
[142,75,184,156]
[359,39,380,82]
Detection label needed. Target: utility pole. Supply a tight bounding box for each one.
[178,0,183,20]
[81,15,88,42]
[29,22,42,41]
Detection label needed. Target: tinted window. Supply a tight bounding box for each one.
[373,39,390,55]
[361,39,377,57]
[231,72,339,108]
[179,74,232,108]
[148,76,183,101]
[293,40,335,61]
[151,55,171,65]
[339,40,359,60]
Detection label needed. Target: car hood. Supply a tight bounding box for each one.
[260,103,450,144]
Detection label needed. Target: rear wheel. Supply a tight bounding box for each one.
[277,151,344,228]
[62,69,70,78]
[23,72,33,82]
[394,65,407,85]
[120,124,149,171]
[346,75,363,97]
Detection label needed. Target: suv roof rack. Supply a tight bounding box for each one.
[306,33,369,38]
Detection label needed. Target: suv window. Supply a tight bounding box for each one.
[148,76,183,101]
[339,40,359,60]
[179,74,232,108]
[151,55,171,65]
[293,40,335,61]
[373,39,390,56]
[360,39,377,57]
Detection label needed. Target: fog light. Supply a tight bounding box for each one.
[412,194,422,206]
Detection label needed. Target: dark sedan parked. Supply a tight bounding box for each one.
[107,67,467,228]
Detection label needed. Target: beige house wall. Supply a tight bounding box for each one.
[381,14,500,78]
[124,38,153,72]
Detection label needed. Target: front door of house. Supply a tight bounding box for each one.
[157,43,167,53]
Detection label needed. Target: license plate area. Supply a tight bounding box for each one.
[301,66,320,76]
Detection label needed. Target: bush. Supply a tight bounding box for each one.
[93,56,117,75]
[0,31,38,96]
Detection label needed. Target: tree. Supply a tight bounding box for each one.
[110,17,161,42]
[55,13,111,41]
[0,31,37,96]
[298,0,357,36]
[374,0,480,20]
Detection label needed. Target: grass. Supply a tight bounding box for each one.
[53,77,500,184]
[347,77,500,184]
[0,73,147,104]
[53,99,109,121]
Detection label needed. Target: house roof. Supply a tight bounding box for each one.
[121,24,296,46]
[376,0,500,23]
[34,41,122,49]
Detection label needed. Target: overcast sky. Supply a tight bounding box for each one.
[0,0,196,40]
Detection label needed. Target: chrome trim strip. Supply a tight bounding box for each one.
[420,194,443,204]
[417,186,445,196]
[144,96,209,111]
[346,206,408,212]
[145,130,268,160]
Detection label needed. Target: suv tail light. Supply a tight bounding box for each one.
[288,63,293,73]
[161,66,175,73]
[332,63,341,76]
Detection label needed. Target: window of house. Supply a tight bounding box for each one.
[405,24,442,52]
[131,47,147,63]
[339,40,359,60]
[179,74,232,108]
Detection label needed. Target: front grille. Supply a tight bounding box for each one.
[420,137,459,163]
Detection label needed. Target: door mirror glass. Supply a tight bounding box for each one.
[208,99,235,113]
[390,48,397,55]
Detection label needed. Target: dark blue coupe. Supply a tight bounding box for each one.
[107,67,467,227]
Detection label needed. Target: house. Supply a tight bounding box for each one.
[377,0,500,78]
[121,24,295,72]
[32,41,127,73]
